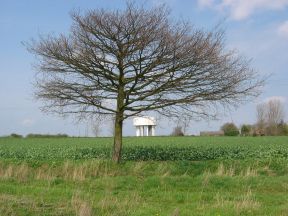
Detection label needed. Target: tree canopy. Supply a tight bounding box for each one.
[27,3,263,162]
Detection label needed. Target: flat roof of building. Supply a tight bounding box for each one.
[133,116,156,126]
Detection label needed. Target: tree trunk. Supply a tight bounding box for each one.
[112,112,123,163]
[112,52,125,163]
[112,75,125,163]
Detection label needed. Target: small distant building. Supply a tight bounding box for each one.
[133,116,156,136]
[200,131,224,136]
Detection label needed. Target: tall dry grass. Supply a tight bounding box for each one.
[71,193,93,216]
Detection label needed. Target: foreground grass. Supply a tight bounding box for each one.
[0,159,287,215]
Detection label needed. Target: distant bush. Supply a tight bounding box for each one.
[221,123,239,136]
[252,121,288,136]
[26,133,68,138]
[10,133,23,138]
[277,121,288,136]
[241,125,252,136]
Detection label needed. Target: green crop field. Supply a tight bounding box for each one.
[0,136,288,161]
[0,136,287,215]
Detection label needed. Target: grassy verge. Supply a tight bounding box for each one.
[0,159,287,215]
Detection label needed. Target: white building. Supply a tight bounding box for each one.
[133,116,156,136]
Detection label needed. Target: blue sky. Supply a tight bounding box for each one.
[0,0,287,136]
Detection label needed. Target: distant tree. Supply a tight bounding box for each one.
[221,123,239,136]
[175,115,192,135]
[277,120,288,136]
[10,133,23,138]
[171,126,184,136]
[256,103,266,132]
[241,124,252,136]
[256,99,285,135]
[27,3,263,162]
[267,99,285,125]
[26,133,68,138]
[108,116,116,137]
[91,119,102,137]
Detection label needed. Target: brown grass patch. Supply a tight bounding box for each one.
[241,166,258,177]
[0,164,30,181]
[99,192,141,215]
[234,189,260,213]
[215,163,235,177]
[71,193,93,216]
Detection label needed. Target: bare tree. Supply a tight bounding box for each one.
[27,3,263,162]
[171,126,184,136]
[256,102,266,131]
[266,99,285,126]
[256,98,285,135]
[108,116,115,137]
[91,118,102,137]
[175,115,191,135]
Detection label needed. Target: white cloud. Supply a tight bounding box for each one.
[278,20,288,37]
[198,0,288,20]
[21,118,35,127]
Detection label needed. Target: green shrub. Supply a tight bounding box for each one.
[221,123,239,136]
[241,125,252,136]
[26,133,68,138]
[10,133,23,138]
[277,122,288,136]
